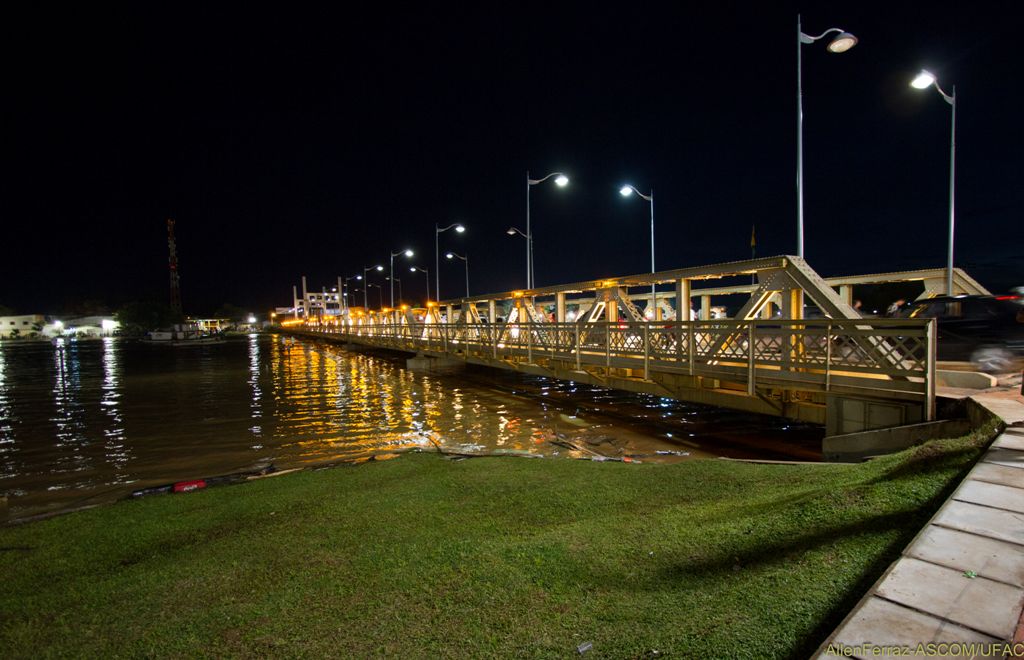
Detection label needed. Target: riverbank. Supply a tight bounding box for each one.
[0,422,998,657]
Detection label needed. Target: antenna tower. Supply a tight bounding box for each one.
[167,218,182,315]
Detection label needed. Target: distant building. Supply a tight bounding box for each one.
[60,316,120,338]
[0,314,46,338]
[0,315,120,339]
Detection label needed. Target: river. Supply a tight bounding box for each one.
[0,334,822,520]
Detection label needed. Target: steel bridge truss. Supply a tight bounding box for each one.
[301,256,939,430]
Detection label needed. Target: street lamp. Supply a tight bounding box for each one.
[797,15,858,259]
[506,226,530,288]
[389,248,414,308]
[435,223,465,302]
[343,274,363,310]
[410,266,430,303]
[620,184,656,318]
[911,69,957,295]
[366,282,384,310]
[446,251,469,298]
[362,265,383,310]
[387,276,403,305]
[526,171,569,288]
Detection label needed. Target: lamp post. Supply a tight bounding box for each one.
[343,274,363,310]
[387,276,403,305]
[526,171,569,288]
[506,226,530,289]
[619,184,656,318]
[366,283,384,310]
[911,69,957,295]
[446,251,469,298]
[797,15,858,259]
[435,223,465,302]
[389,248,414,308]
[410,266,430,303]
[362,265,383,310]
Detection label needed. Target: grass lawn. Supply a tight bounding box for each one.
[0,422,998,658]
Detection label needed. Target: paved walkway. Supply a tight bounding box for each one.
[816,392,1024,657]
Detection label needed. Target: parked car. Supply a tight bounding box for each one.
[900,295,1024,372]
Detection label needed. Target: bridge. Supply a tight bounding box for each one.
[283,256,991,438]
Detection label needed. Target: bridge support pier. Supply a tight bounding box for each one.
[825,395,925,438]
[406,352,465,375]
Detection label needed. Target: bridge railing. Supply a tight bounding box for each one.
[306,317,935,402]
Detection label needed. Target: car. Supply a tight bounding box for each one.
[900,295,1024,372]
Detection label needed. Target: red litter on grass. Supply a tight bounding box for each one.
[172,480,207,493]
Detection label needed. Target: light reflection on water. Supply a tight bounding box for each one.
[0,334,821,520]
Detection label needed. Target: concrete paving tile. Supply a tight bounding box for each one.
[970,462,1024,489]
[973,397,1024,426]
[906,526,1024,587]
[820,597,997,658]
[982,447,1024,469]
[994,433,1024,451]
[874,557,1024,639]
[934,500,1024,546]
[954,480,1024,514]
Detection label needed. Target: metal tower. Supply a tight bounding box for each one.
[167,218,182,315]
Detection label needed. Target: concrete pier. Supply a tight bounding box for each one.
[405,353,465,375]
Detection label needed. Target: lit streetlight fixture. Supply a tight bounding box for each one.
[435,223,465,302]
[620,184,657,318]
[362,265,383,310]
[410,266,430,303]
[797,15,858,259]
[910,69,957,295]
[389,248,414,308]
[526,171,569,288]
[445,251,469,298]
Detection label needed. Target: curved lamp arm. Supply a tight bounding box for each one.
[528,171,568,186]
[436,223,466,234]
[445,251,467,262]
[506,226,529,238]
[800,27,844,43]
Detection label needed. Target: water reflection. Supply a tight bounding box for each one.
[248,334,263,445]
[101,337,130,480]
[0,335,822,520]
[0,347,14,480]
[52,339,90,480]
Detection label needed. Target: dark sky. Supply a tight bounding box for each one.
[3,3,1021,315]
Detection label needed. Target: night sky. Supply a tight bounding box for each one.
[3,3,1021,316]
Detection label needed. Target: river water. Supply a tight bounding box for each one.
[0,334,822,520]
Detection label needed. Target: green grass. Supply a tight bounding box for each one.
[0,423,999,659]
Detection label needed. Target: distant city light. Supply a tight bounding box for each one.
[911,70,936,89]
[247,315,256,324]
[101,319,117,331]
